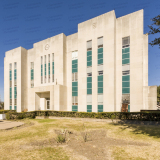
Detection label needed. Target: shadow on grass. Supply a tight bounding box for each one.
[110,120,160,139]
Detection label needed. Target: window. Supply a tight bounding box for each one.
[72,96,78,105]
[122,37,130,48]
[9,63,12,108]
[87,76,92,95]
[98,70,103,94]
[31,62,34,88]
[72,51,78,111]
[41,56,43,84]
[97,37,103,65]
[52,53,54,82]
[122,70,130,75]
[87,105,92,112]
[87,72,92,77]
[48,54,50,83]
[122,36,130,111]
[72,72,78,81]
[98,105,103,112]
[14,62,17,110]
[87,41,92,67]
[44,55,46,83]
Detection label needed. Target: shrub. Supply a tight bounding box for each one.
[56,134,66,143]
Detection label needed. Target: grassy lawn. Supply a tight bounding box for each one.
[0,118,160,160]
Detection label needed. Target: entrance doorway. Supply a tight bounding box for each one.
[46,100,50,110]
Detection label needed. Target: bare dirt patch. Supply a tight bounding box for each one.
[24,129,149,160]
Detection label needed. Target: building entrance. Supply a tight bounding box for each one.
[46,100,50,110]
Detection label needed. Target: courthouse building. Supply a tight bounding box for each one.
[4,9,157,112]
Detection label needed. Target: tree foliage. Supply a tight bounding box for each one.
[157,86,160,103]
[148,15,160,48]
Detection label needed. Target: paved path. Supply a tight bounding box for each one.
[0,120,24,130]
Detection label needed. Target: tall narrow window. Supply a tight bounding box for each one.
[86,40,92,112]
[14,62,17,111]
[98,70,103,112]
[72,51,78,111]
[41,56,43,84]
[87,72,92,112]
[97,37,103,112]
[122,37,130,112]
[87,40,92,67]
[9,63,12,110]
[44,55,46,83]
[97,37,103,65]
[52,53,54,82]
[31,62,34,88]
[48,54,50,83]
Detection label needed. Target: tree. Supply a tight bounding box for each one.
[157,86,160,104]
[148,15,160,48]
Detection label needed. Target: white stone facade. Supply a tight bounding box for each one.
[4,9,157,112]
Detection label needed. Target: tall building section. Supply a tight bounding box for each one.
[4,9,157,112]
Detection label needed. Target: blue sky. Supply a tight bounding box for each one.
[0,0,160,101]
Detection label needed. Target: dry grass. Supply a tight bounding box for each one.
[0,118,160,160]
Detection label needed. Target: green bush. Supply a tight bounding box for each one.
[56,134,66,143]
[4,110,160,121]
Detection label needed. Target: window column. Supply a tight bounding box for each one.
[87,40,92,112]
[14,62,17,111]
[122,37,130,112]
[44,55,47,83]
[31,62,34,88]
[41,56,43,84]
[98,71,103,112]
[97,37,103,112]
[9,64,12,110]
[48,54,50,83]
[52,53,54,82]
[72,51,78,111]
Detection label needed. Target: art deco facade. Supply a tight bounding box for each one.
[4,9,157,112]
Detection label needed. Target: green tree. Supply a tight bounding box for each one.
[148,15,160,48]
[157,86,160,103]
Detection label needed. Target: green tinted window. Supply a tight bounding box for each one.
[125,47,130,53]
[72,92,78,96]
[72,59,78,65]
[122,82,130,87]
[98,82,103,88]
[87,56,92,61]
[122,88,130,94]
[122,53,130,59]
[72,68,78,73]
[98,59,103,65]
[128,105,130,112]
[87,83,92,88]
[87,105,92,112]
[122,59,130,65]
[98,88,103,94]
[98,75,103,81]
[87,89,92,94]
[122,75,130,81]
[72,105,78,111]
[87,51,92,56]
[98,48,103,53]
[98,105,103,112]
[87,77,92,83]
[87,61,92,67]
[72,82,78,87]
[98,53,103,59]
[72,86,78,92]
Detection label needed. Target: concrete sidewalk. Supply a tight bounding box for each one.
[0,120,24,130]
